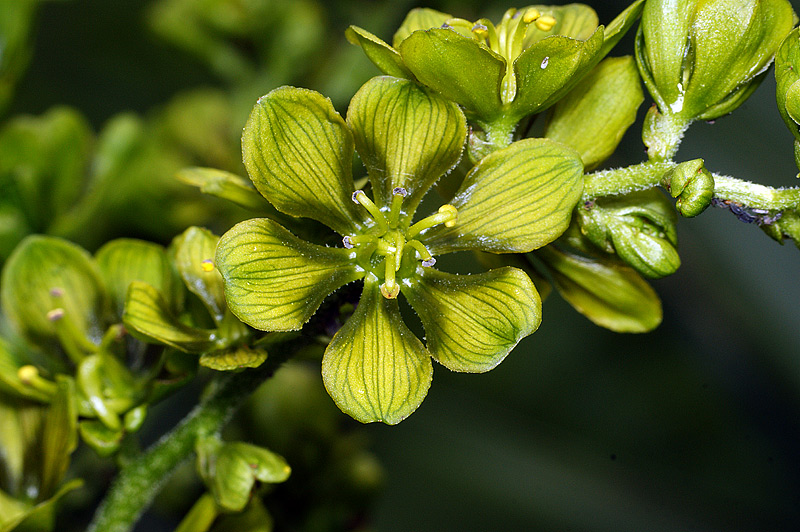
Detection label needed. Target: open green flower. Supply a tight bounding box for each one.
[216,76,584,424]
[346,2,644,146]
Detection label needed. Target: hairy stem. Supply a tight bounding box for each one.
[87,345,297,532]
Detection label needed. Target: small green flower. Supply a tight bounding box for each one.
[346,2,644,146]
[216,76,585,424]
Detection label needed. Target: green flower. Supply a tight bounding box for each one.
[346,3,644,145]
[216,76,584,424]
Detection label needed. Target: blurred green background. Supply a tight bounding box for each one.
[4,0,800,530]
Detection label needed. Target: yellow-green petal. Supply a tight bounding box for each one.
[392,7,453,47]
[200,346,267,371]
[321,279,432,424]
[172,226,226,325]
[345,26,413,79]
[511,27,604,121]
[404,267,540,373]
[544,56,643,170]
[123,281,216,353]
[421,138,584,254]
[346,76,466,213]
[398,28,506,123]
[242,86,363,235]
[216,218,362,332]
[1,235,107,348]
[522,4,599,47]
[95,238,182,319]
[536,246,662,333]
[598,0,645,57]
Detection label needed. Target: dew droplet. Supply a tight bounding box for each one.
[540,56,549,69]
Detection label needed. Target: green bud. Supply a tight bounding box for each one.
[775,28,800,171]
[636,0,795,122]
[577,189,680,278]
[660,158,715,217]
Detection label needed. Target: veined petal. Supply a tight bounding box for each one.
[242,86,363,235]
[392,7,453,47]
[404,267,540,373]
[398,28,506,123]
[345,26,414,79]
[216,219,362,331]
[321,278,432,424]
[511,27,605,121]
[421,138,584,254]
[172,227,226,325]
[347,76,466,213]
[522,4,599,46]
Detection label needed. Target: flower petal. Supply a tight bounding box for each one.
[346,76,466,213]
[392,7,453,46]
[536,246,662,333]
[544,56,643,170]
[398,28,506,123]
[421,138,584,254]
[321,278,432,424]
[345,26,413,79]
[172,227,226,325]
[404,267,540,373]
[242,86,363,235]
[216,218,362,331]
[511,27,604,121]
[522,4,599,46]
[123,281,216,353]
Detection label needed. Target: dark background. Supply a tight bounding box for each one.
[7,0,800,530]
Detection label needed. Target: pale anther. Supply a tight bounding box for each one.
[422,258,436,267]
[352,190,363,203]
[50,287,64,297]
[47,308,65,322]
[342,236,354,249]
[392,187,408,197]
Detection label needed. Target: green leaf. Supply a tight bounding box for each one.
[398,29,506,122]
[345,26,413,78]
[1,235,107,348]
[522,4,599,46]
[404,267,540,373]
[421,138,584,254]
[392,7,453,46]
[216,218,361,332]
[321,279,432,424]
[511,27,604,121]
[123,281,216,352]
[197,438,290,512]
[172,227,226,325]
[176,167,270,211]
[95,239,182,319]
[544,56,643,170]
[200,346,267,371]
[537,245,662,333]
[346,76,466,213]
[242,86,363,235]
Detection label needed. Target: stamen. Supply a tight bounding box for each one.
[536,15,556,31]
[381,258,400,299]
[473,18,499,50]
[18,365,58,396]
[388,187,408,228]
[342,236,354,249]
[406,240,436,267]
[406,204,459,240]
[352,190,389,233]
[523,8,541,23]
[472,23,489,40]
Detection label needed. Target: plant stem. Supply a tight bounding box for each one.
[87,346,296,532]
[711,174,800,211]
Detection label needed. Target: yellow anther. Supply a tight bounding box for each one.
[18,365,39,384]
[472,23,489,39]
[201,259,214,272]
[438,204,459,227]
[522,9,541,23]
[535,15,556,32]
[380,281,400,299]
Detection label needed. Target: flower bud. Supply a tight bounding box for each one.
[775,28,800,171]
[660,158,715,217]
[636,0,794,122]
[577,189,680,278]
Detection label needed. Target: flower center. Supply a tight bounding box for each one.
[344,188,457,299]
[445,8,556,104]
